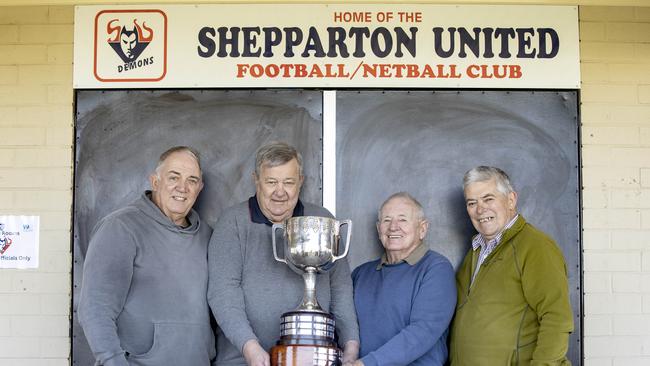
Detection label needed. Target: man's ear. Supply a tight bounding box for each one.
[419,219,430,241]
[508,191,518,211]
[149,174,159,191]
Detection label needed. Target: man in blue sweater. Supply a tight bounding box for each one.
[352,192,456,366]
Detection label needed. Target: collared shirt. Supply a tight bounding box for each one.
[470,214,519,284]
[247,195,305,226]
[376,242,428,270]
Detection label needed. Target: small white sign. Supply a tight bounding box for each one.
[0,216,39,269]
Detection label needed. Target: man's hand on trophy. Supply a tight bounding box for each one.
[341,340,360,366]
[243,339,270,366]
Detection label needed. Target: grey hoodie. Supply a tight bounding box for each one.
[79,192,215,366]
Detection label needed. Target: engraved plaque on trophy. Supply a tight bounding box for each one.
[270,216,352,366]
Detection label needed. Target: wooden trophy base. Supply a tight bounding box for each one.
[271,344,341,366]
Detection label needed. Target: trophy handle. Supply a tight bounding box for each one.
[332,219,351,263]
[271,223,287,264]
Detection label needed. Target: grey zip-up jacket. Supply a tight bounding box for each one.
[79,192,216,366]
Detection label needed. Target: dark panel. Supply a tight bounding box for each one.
[336,90,581,365]
[72,90,323,365]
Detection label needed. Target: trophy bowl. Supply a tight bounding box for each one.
[272,216,351,275]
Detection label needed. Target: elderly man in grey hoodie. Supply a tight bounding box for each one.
[79,146,215,366]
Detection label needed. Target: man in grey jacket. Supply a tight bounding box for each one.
[208,141,360,366]
[79,146,215,366]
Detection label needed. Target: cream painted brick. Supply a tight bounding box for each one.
[644,251,650,271]
[585,314,612,336]
[18,105,72,127]
[0,25,18,44]
[584,251,641,272]
[606,23,650,43]
[640,85,650,104]
[39,213,71,231]
[611,189,650,208]
[581,42,635,62]
[613,358,650,366]
[0,294,40,315]
[583,126,639,145]
[40,336,69,358]
[0,318,11,336]
[580,6,635,21]
[611,148,650,167]
[642,210,650,229]
[642,274,650,292]
[585,293,614,314]
[581,104,650,124]
[581,63,608,83]
[47,85,72,104]
[0,66,18,85]
[609,65,650,83]
[611,230,650,250]
[585,335,644,357]
[614,314,650,335]
[584,230,610,250]
[13,190,70,210]
[580,22,606,41]
[643,169,650,187]
[48,6,73,24]
[47,44,72,65]
[11,273,69,294]
[0,361,70,366]
[582,146,612,166]
[0,107,17,125]
[636,43,650,60]
[0,337,37,358]
[642,128,650,145]
[0,150,15,166]
[583,208,640,229]
[0,45,47,65]
[582,358,611,366]
[644,295,650,313]
[0,168,71,189]
[0,191,13,209]
[13,148,72,167]
[644,337,650,355]
[0,85,48,105]
[613,273,641,292]
[39,251,70,273]
[40,230,70,252]
[584,271,612,292]
[0,128,45,145]
[39,294,69,315]
[582,84,639,103]
[0,272,12,291]
[0,7,48,24]
[19,25,73,45]
[582,188,608,208]
[18,65,73,86]
[45,126,72,146]
[11,316,68,337]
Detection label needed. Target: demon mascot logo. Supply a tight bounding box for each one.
[107,18,154,63]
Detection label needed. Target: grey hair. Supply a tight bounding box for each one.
[463,166,514,196]
[154,146,202,176]
[254,141,303,177]
[378,192,426,221]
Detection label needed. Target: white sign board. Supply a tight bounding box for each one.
[0,216,39,269]
[74,4,579,89]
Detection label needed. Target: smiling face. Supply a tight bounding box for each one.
[150,151,203,226]
[377,196,429,263]
[254,158,304,224]
[464,177,517,241]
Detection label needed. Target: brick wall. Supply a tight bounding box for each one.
[580,6,650,366]
[1,3,650,365]
[0,6,73,366]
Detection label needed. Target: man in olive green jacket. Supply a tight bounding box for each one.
[449,166,573,366]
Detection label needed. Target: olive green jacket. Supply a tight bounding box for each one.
[449,215,573,366]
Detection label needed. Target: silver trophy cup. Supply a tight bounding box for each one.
[271,216,351,365]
